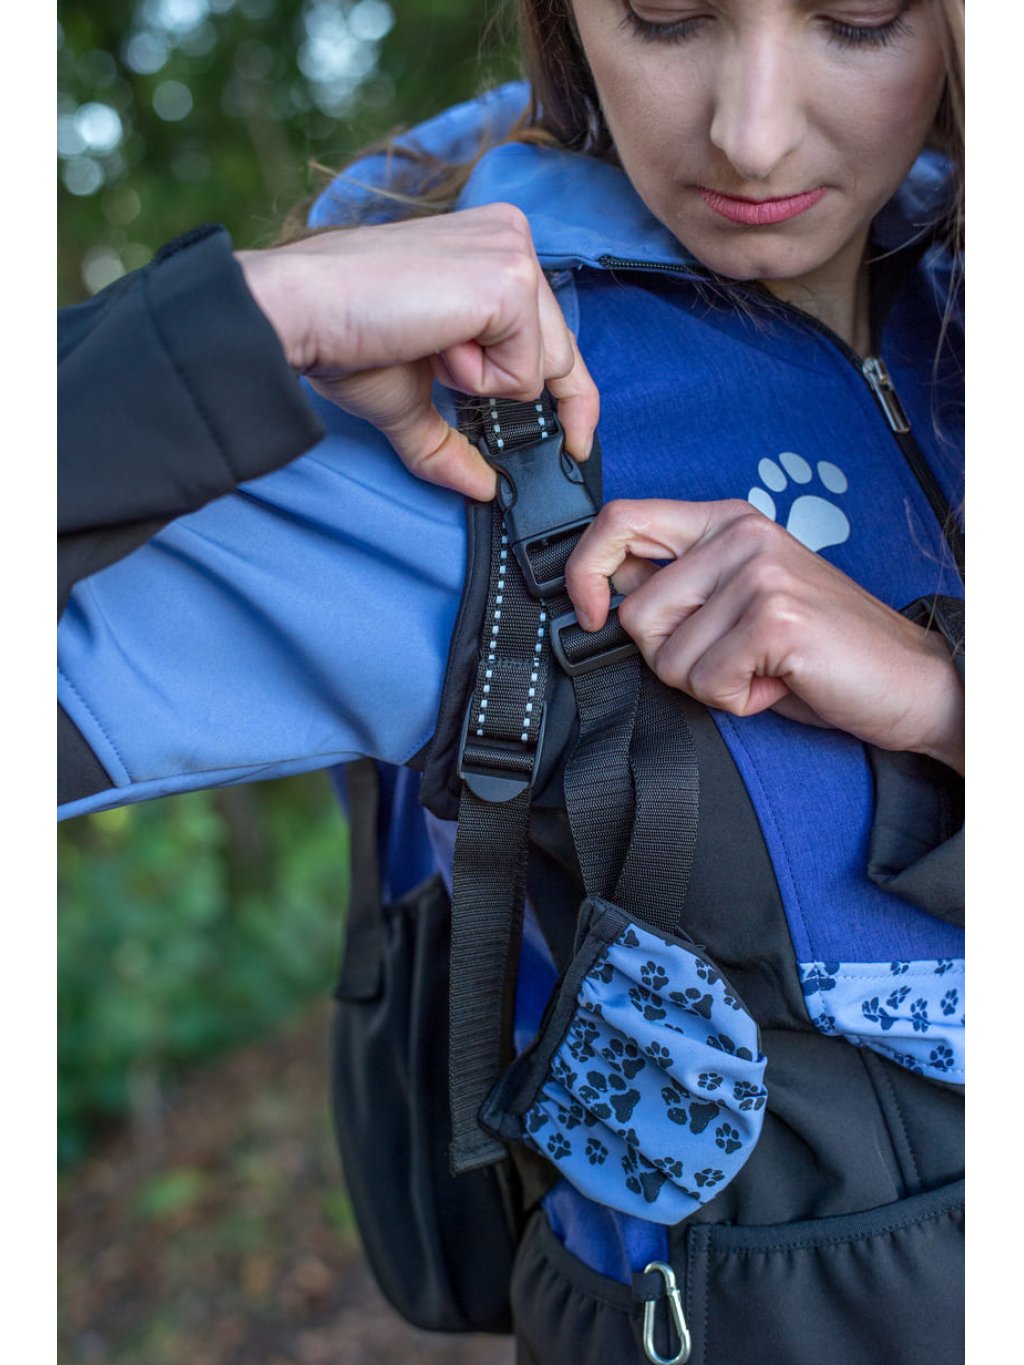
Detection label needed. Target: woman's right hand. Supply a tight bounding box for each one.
[236,205,599,501]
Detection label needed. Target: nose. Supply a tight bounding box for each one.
[708,29,807,183]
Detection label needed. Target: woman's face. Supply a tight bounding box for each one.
[570,0,947,299]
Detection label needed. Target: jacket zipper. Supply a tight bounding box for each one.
[598,256,965,582]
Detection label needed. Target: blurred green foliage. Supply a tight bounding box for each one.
[58,2,521,1164]
[57,0,520,304]
[58,776,348,1164]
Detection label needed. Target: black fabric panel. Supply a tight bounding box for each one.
[858,1050,965,1195]
[865,593,964,923]
[57,702,114,806]
[334,759,384,1001]
[523,690,963,1235]
[866,750,964,924]
[683,1179,963,1365]
[58,225,324,608]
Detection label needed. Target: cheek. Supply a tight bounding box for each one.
[827,49,948,172]
[590,54,704,179]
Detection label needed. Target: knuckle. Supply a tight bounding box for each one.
[600,499,641,537]
[488,201,530,236]
[495,248,539,298]
[726,507,779,549]
[736,553,791,599]
[615,591,641,634]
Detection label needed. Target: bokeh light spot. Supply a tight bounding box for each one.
[103,186,143,226]
[63,157,105,197]
[153,80,194,122]
[82,246,126,294]
[57,114,86,159]
[349,0,394,44]
[123,31,170,74]
[75,102,124,155]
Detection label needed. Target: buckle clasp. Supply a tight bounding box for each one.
[489,432,597,598]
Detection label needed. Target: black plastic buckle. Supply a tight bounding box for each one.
[457,702,547,803]
[489,431,597,599]
[550,597,638,677]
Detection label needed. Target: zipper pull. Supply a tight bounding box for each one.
[862,355,911,434]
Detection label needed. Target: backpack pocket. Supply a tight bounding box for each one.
[511,1178,964,1365]
[330,871,520,1334]
[482,897,767,1224]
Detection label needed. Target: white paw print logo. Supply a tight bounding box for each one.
[747,452,850,553]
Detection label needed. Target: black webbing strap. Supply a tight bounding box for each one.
[449,395,582,1172]
[447,391,698,1171]
[506,461,700,931]
[449,501,551,1172]
[612,667,699,926]
[335,757,384,1002]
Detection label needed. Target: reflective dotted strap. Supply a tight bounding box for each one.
[448,406,555,1176]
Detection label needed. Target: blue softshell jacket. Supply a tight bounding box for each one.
[59,84,964,1356]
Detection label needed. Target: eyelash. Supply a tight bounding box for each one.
[620,7,912,51]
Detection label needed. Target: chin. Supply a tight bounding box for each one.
[684,233,832,288]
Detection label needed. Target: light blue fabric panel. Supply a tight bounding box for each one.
[798,959,964,1083]
[58,390,468,819]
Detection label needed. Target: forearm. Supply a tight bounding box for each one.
[58,225,325,615]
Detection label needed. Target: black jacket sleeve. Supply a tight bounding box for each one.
[866,595,964,926]
[58,223,325,617]
[58,224,326,806]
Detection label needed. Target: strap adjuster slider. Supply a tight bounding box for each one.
[456,702,547,803]
[550,597,638,676]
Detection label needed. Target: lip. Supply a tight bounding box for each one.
[698,186,827,226]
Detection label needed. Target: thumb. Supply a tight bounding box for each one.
[310,361,498,501]
[393,408,499,502]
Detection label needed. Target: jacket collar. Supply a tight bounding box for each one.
[312,80,952,272]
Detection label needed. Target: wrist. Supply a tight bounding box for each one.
[235,248,313,373]
[910,632,965,776]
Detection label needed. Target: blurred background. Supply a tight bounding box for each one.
[58,2,518,1360]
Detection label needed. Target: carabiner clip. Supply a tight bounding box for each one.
[641,1261,691,1365]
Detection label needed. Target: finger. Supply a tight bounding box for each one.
[348,364,499,500]
[398,412,498,501]
[546,330,600,462]
[672,621,793,716]
[770,694,833,729]
[610,555,659,597]
[618,553,794,715]
[565,499,718,630]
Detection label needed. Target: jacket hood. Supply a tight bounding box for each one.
[309,80,952,272]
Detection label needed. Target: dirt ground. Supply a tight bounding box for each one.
[58,1002,516,1365]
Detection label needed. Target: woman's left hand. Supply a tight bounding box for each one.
[565,499,963,775]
